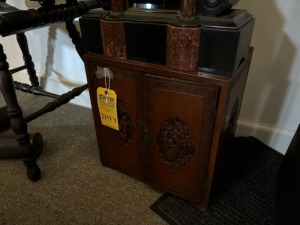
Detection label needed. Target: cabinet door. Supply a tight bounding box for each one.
[88,64,145,180]
[144,75,219,201]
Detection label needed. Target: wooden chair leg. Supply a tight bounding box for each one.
[16,32,39,87]
[0,133,43,159]
[0,43,41,181]
[0,106,9,131]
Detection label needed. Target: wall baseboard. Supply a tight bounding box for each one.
[235,120,295,154]
[13,71,294,154]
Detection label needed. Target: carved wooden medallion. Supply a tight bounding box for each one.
[111,99,133,147]
[157,117,195,170]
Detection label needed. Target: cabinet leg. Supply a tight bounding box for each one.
[0,43,41,181]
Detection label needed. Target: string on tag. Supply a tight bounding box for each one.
[104,68,110,103]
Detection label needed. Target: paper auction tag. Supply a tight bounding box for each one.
[97,87,119,131]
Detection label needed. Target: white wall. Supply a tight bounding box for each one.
[2,1,299,153]
[233,1,300,153]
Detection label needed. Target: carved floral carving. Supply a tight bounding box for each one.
[157,117,195,170]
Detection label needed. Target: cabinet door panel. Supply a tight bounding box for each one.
[144,75,218,200]
[88,64,145,180]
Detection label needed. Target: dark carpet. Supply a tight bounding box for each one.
[150,136,284,225]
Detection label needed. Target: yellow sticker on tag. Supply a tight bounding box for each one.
[97,87,119,131]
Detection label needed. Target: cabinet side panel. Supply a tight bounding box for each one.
[213,54,252,182]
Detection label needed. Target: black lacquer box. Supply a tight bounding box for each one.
[79,9,254,75]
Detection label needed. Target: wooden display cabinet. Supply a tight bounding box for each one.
[83,48,253,210]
